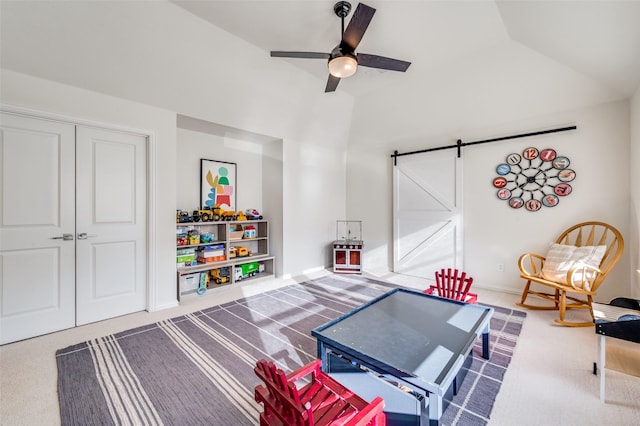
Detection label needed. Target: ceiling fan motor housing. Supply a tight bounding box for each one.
[331,44,356,61]
[334,1,352,18]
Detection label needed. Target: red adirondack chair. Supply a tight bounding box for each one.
[424,268,478,303]
[254,358,385,426]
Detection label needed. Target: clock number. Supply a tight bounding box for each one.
[552,156,570,169]
[557,169,576,182]
[506,153,521,165]
[542,194,559,207]
[497,188,512,200]
[540,149,557,162]
[496,164,511,175]
[509,197,524,209]
[523,147,539,160]
[525,199,542,211]
[554,183,572,196]
[493,177,508,188]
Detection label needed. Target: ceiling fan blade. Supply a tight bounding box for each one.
[325,74,341,92]
[341,3,375,51]
[271,51,331,59]
[357,53,411,72]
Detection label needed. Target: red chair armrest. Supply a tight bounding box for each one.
[286,358,322,382]
[346,396,385,425]
[423,285,437,295]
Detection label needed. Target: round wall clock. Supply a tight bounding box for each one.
[492,147,575,211]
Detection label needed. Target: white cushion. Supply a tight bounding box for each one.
[541,243,606,289]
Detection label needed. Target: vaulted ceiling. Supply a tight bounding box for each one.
[2,0,639,143]
[172,0,640,99]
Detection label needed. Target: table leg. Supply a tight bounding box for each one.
[599,334,606,403]
[482,328,490,360]
[317,340,328,372]
[428,392,442,426]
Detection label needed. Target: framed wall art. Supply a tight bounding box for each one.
[201,159,236,210]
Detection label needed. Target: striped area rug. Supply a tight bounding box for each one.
[56,275,525,425]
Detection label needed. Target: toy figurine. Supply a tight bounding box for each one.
[176,210,194,223]
[245,209,263,220]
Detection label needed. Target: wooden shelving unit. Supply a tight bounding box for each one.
[176,220,274,300]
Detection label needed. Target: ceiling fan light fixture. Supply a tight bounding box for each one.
[271,2,410,92]
[328,54,357,78]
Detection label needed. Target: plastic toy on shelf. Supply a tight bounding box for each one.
[244,209,263,220]
[188,230,200,245]
[176,210,194,223]
[196,244,225,263]
[211,267,231,285]
[192,206,219,222]
[243,225,256,239]
[200,233,214,243]
[235,246,251,257]
[234,262,261,281]
[176,233,189,246]
[221,209,237,221]
[197,272,208,295]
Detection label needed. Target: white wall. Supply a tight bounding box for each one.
[630,87,640,299]
[176,128,265,213]
[347,99,632,302]
[1,1,354,309]
[345,30,634,301]
[464,101,630,303]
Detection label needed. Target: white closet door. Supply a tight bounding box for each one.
[75,126,147,325]
[393,149,463,282]
[0,113,76,344]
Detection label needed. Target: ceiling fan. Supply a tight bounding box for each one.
[271,1,411,93]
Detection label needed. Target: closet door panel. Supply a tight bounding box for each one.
[75,126,147,325]
[0,113,76,344]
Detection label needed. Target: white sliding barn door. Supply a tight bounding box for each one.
[0,114,76,344]
[393,149,463,282]
[75,127,147,325]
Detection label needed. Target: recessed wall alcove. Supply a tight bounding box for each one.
[176,114,284,277]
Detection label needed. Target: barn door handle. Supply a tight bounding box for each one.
[77,233,97,240]
[51,233,74,241]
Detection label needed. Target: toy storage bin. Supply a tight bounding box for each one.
[244,225,257,239]
[229,224,244,240]
[179,272,200,292]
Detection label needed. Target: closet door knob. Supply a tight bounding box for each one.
[51,233,74,241]
[77,233,97,240]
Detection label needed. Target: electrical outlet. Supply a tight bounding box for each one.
[498,263,504,272]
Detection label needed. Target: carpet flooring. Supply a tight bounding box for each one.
[57,275,525,425]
